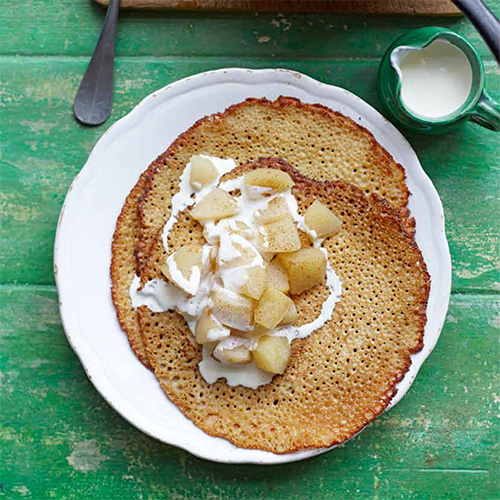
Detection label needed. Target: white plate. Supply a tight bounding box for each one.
[54,68,451,464]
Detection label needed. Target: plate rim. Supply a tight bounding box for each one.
[54,67,451,464]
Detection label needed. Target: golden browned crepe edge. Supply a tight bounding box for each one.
[110,166,156,368]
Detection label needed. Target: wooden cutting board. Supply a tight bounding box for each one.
[94,0,461,15]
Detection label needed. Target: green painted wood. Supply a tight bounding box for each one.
[1,0,499,59]
[1,59,498,289]
[1,0,499,498]
[1,289,498,499]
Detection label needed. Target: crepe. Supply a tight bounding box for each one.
[136,97,413,275]
[113,96,414,369]
[110,167,154,367]
[136,159,429,454]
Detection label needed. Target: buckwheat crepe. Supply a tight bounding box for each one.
[110,98,428,453]
[133,159,429,453]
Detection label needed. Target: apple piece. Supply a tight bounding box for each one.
[247,324,270,338]
[266,258,290,293]
[240,266,267,300]
[255,196,292,225]
[189,156,218,189]
[254,287,291,330]
[259,217,301,253]
[304,199,342,238]
[221,345,252,364]
[244,168,294,192]
[195,308,230,344]
[211,287,255,331]
[159,244,204,295]
[261,251,276,262]
[190,188,239,222]
[252,335,291,374]
[213,343,252,365]
[280,298,297,325]
[277,248,327,295]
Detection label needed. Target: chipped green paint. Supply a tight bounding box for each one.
[1,290,498,499]
[0,0,498,499]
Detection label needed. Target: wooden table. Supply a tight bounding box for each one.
[1,1,499,498]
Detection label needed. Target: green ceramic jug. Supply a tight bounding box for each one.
[378,27,500,134]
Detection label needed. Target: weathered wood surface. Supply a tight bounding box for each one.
[2,1,499,58]
[93,0,462,15]
[0,0,499,498]
[1,290,498,498]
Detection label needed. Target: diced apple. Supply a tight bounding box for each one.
[244,168,294,192]
[304,200,342,238]
[252,335,291,374]
[259,217,301,253]
[159,244,204,295]
[214,344,252,364]
[255,196,292,225]
[240,266,267,300]
[261,251,276,262]
[254,287,291,330]
[190,156,218,189]
[211,287,255,331]
[195,308,230,344]
[266,259,290,293]
[247,324,270,337]
[280,299,297,325]
[190,188,239,222]
[278,248,327,295]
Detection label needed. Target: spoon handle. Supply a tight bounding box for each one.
[452,0,500,63]
[73,0,120,126]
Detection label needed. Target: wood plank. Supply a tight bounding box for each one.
[1,287,498,499]
[3,0,500,58]
[1,58,498,290]
[93,0,461,15]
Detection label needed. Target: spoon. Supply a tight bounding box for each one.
[73,0,120,126]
